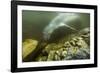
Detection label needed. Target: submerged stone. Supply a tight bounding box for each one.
[22,39,38,59]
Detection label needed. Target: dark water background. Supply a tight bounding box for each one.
[22,10,90,42]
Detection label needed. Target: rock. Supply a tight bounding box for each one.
[72,48,90,59]
[22,39,38,59]
[54,54,61,61]
[47,51,55,61]
[44,43,56,53]
[35,28,90,61]
[61,51,67,58]
[64,41,72,48]
[55,51,61,56]
[79,27,90,45]
[61,35,90,60]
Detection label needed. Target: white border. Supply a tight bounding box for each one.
[17,5,94,68]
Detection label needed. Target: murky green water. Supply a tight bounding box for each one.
[22,10,90,42]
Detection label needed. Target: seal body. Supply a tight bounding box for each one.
[43,13,82,42]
